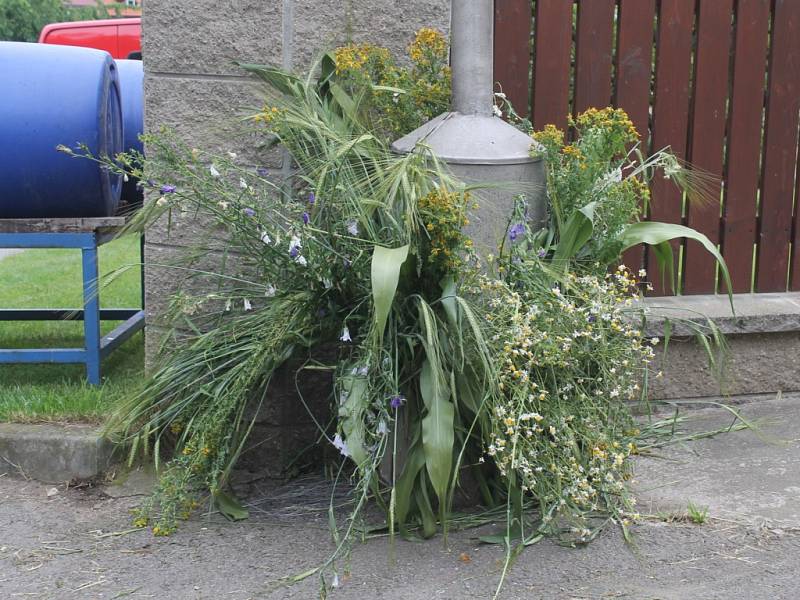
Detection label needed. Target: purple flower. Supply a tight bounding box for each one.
[256,167,269,177]
[508,223,526,242]
[537,248,547,258]
[160,184,176,194]
[289,246,300,258]
[308,192,315,205]
[390,395,406,409]
[242,207,256,217]
[588,315,596,323]
[302,211,310,225]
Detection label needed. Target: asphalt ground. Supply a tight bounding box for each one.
[1,395,799,599]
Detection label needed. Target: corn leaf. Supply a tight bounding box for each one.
[621,221,733,310]
[371,244,409,345]
[420,357,455,512]
[393,443,426,526]
[338,375,369,467]
[552,202,596,267]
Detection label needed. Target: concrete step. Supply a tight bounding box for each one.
[0,423,117,483]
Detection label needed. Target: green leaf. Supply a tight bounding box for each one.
[552,202,596,267]
[621,221,734,310]
[213,490,249,521]
[420,357,455,510]
[663,318,672,356]
[338,375,370,467]
[440,277,458,329]
[329,82,359,122]
[393,443,426,526]
[371,244,409,345]
[415,482,438,539]
[649,240,676,293]
[371,85,408,94]
[318,51,337,93]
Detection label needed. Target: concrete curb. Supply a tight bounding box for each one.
[641,292,800,336]
[0,423,117,483]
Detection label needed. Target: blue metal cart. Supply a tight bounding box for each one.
[0,217,145,384]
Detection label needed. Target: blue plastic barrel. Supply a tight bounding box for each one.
[115,59,144,156]
[0,42,123,218]
[115,59,144,207]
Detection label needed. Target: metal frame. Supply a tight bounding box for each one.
[0,228,145,384]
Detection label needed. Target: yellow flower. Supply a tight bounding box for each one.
[133,517,148,528]
[409,27,447,63]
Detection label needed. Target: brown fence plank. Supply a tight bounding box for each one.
[615,0,656,144]
[682,0,734,294]
[757,0,800,292]
[496,0,797,296]
[493,0,532,117]
[573,0,615,115]
[722,0,771,293]
[531,0,574,130]
[646,0,695,295]
[615,0,656,273]
[793,131,800,289]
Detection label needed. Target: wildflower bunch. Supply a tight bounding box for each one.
[528,107,726,277]
[530,108,644,267]
[332,28,451,139]
[78,26,734,599]
[477,266,652,538]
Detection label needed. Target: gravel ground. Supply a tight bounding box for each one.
[2,397,800,599]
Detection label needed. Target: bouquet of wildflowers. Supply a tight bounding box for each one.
[88,27,732,595]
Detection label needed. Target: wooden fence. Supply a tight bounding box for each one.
[494,0,800,295]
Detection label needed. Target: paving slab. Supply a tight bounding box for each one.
[635,393,800,527]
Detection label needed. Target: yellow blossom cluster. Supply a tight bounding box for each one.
[334,43,391,75]
[253,105,281,126]
[408,27,448,64]
[572,107,638,142]
[418,188,472,272]
[532,123,564,150]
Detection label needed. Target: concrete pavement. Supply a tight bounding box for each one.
[1,395,799,599]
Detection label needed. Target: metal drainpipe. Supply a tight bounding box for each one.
[450,0,494,117]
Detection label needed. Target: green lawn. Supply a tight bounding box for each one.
[0,236,144,423]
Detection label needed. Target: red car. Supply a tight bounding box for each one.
[38,17,141,60]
